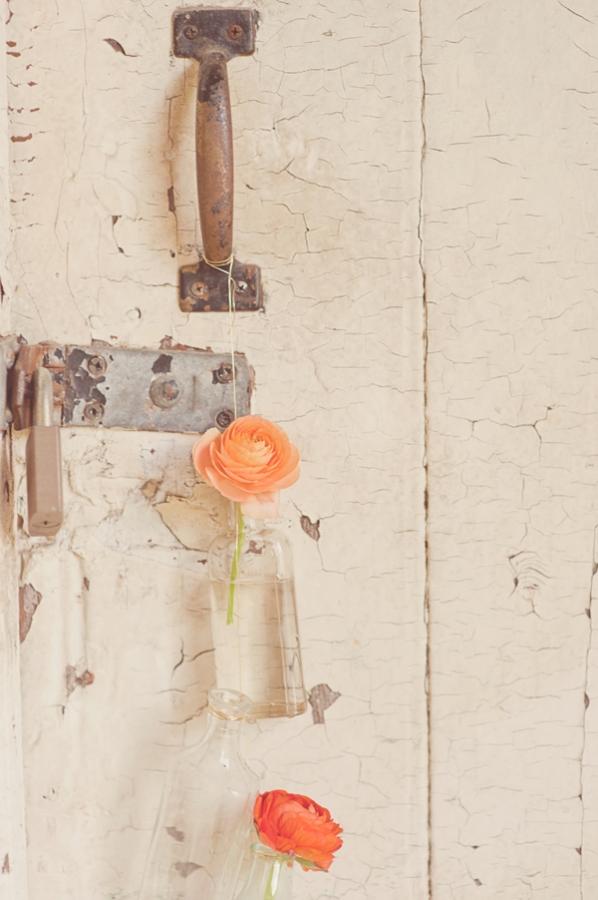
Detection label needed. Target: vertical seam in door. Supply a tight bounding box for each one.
[580,528,597,900]
[417,0,432,897]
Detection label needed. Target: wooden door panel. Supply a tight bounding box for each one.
[2,1,427,898]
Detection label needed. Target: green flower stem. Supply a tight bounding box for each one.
[227,504,245,625]
[264,860,281,900]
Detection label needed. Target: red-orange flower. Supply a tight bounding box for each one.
[253,790,343,871]
[192,416,300,517]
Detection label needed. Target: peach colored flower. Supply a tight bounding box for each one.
[192,416,300,518]
[253,790,343,872]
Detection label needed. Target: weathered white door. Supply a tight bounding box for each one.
[1,1,427,898]
[1,0,597,899]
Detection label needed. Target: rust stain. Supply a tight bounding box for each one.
[1,854,10,874]
[65,665,95,698]
[308,683,341,725]
[159,335,213,353]
[11,133,32,142]
[151,354,172,375]
[167,185,176,213]
[19,583,42,642]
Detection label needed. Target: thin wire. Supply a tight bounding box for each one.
[203,255,242,655]
[201,254,238,418]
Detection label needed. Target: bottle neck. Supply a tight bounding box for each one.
[204,710,243,760]
[225,501,281,533]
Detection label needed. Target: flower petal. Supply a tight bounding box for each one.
[241,492,280,519]
[192,429,221,479]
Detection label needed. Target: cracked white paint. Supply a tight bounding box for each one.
[3,0,595,898]
[423,1,598,897]
[1,1,426,899]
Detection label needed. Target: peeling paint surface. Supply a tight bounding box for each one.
[4,0,593,898]
[2,1,425,898]
[18,584,41,644]
[308,683,341,725]
[423,2,598,897]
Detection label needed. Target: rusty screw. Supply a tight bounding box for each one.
[213,363,234,385]
[149,374,182,409]
[190,280,208,301]
[183,24,199,39]
[228,23,244,40]
[87,355,107,378]
[83,400,104,424]
[216,408,234,429]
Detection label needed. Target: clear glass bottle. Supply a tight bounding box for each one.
[235,849,293,900]
[208,512,307,719]
[139,689,258,900]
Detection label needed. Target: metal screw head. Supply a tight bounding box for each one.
[236,280,248,293]
[149,374,182,409]
[183,24,199,39]
[83,400,104,423]
[87,355,107,378]
[216,408,234,430]
[228,23,243,40]
[213,363,234,384]
[190,281,208,301]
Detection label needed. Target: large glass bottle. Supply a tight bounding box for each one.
[208,514,307,719]
[139,689,258,900]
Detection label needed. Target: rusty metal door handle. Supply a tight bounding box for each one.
[195,50,234,267]
[173,8,262,313]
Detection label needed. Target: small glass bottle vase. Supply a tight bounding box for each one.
[208,511,307,719]
[236,849,293,900]
[139,689,258,900]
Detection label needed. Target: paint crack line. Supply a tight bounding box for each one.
[418,1,432,898]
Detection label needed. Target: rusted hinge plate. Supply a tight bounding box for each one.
[172,7,258,59]
[10,342,252,434]
[179,258,262,313]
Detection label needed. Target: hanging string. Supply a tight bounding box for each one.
[203,253,243,631]
[202,254,238,418]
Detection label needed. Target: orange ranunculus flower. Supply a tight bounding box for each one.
[253,790,343,871]
[192,416,300,518]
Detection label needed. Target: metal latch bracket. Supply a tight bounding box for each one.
[6,339,252,434]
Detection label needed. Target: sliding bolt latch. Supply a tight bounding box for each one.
[26,367,63,537]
